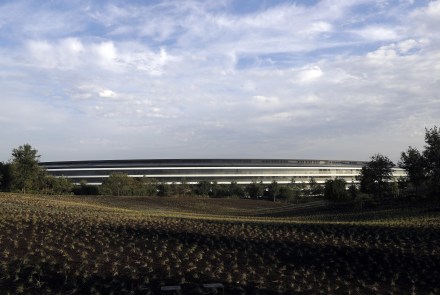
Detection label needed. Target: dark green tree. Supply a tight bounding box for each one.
[0,163,3,190]
[278,186,294,202]
[267,180,279,202]
[297,181,307,194]
[0,162,13,191]
[100,173,133,196]
[209,181,219,197]
[391,181,400,198]
[132,177,157,196]
[423,126,440,195]
[245,181,263,199]
[73,180,99,195]
[10,144,44,193]
[348,181,358,200]
[357,154,395,198]
[55,177,74,194]
[286,179,302,199]
[309,177,323,196]
[229,181,244,197]
[324,178,348,202]
[178,179,193,196]
[398,146,426,194]
[196,180,212,196]
[41,176,73,195]
[212,184,230,198]
[157,181,171,197]
[169,182,179,196]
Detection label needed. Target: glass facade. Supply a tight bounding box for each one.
[40,159,406,185]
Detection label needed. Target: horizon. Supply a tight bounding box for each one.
[1,0,439,163]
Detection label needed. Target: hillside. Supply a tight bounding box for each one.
[0,193,439,294]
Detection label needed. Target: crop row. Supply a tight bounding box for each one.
[0,194,439,294]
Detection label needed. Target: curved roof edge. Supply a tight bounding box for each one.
[40,158,368,168]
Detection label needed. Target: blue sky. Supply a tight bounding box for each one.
[0,0,439,162]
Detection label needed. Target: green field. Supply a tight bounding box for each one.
[0,193,439,294]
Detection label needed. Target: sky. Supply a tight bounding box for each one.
[0,0,439,163]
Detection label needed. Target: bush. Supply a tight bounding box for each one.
[73,181,99,195]
[324,179,349,202]
[278,186,294,202]
[157,182,171,197]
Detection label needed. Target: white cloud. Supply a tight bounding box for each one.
[93,41,117,65]
[242,80,257,92]
[397,39,418,53]
[61,37,84,53]
[307,21,333,34]
[22,38,174,76]
[99,89,117,99]
[424,0,440,16]
[408,1,440,42]
[353,25,399,41]
[366,38,427,62]
[252,95,279,105]
[295,65,323,84]
[367,45,398,60]
[0,0,439,162]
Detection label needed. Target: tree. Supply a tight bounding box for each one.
[0,163,3,190]
[169,182,179,196]
[398,147,425,194]
[229,181,244,198]
[309,177,323,196]
[209,181,219,197]
[0,162,12,191]
[196,180,212,196]
[245,181,263,199]
[54,177,74,194]
[212,183,232,198]
[348,181,358,200]
[324,178,348,202]
[357,154,395,198]
[177,179,193,197]
[41,175,73,195]
[297,181,307,193]
[10,144,44,193]
[100,173,133,196]
[423,126,440,195]
[267,180,279,202]
[132,177,157,196]
[278,186,294,202]
[73,180,99,195]
[157,181,171,197]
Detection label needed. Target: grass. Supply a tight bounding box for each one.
[0,192,439,294]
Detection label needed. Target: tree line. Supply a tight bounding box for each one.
[1,126,439,203]
[0,144,73,195]
[0,145,323,201]
[323,126,440,203]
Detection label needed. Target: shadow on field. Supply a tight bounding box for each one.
[93,222,439,293]
[1,219,439,294]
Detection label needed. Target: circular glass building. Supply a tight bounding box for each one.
[41,159,406,185]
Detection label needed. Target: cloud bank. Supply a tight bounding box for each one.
[0,0,439,162]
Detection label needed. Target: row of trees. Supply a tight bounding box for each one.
[1,126,438,202]
[0,145,321,201]
[0,144,73,194]
[323,126,440,202]
[98,173,321,202]
[399,126,440,195]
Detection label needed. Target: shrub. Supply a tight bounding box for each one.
[324,179,349,202]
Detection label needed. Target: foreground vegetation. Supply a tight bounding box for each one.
[0,193,439,294]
